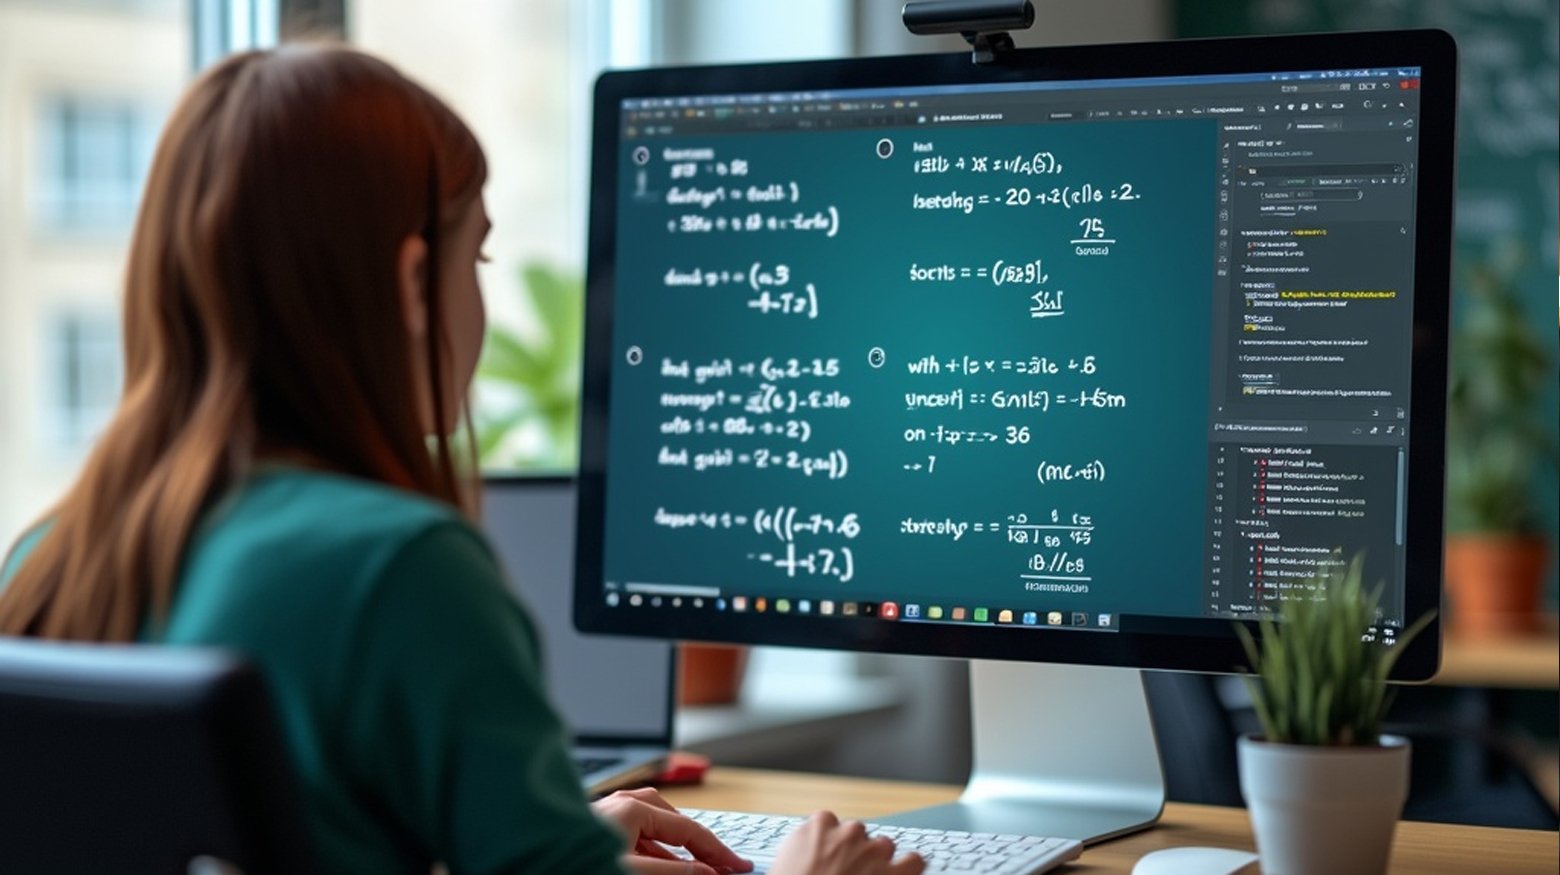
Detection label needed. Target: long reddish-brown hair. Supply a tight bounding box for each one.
[0,45,487,641]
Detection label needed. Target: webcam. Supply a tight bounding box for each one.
[902,0,1035,63]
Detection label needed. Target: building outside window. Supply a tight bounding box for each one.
[34,95,161,234]
[41,309,124,450]
[0,0,188,547]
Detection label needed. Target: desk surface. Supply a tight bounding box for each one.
[1436,624,1559,689]
[660,767,1559,874]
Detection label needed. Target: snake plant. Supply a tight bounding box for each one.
[1235,553,1434,746]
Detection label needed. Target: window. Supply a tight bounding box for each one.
[42,309,124,450]
[35,95,160,233]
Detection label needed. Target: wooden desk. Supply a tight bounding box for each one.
[661,767,1559,874]
[1435,626,1559,689]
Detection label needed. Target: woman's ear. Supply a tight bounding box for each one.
[397,233,429,339]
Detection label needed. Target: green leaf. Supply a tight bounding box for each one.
[479,326,546,387]
[475,407,527,462]
[1316,682,1334,746]
[1244,674,1279,742]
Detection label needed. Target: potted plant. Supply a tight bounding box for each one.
[474,263,585,471]
[1234,554,1433,875]
[1443,252,1557,638]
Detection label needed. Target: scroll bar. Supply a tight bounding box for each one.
[1404,446,1416,542]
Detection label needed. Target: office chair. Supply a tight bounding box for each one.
[0,639,321,875]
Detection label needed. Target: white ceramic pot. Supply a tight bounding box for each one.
[1237,734,1410,875]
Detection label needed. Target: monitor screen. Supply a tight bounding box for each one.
[575,31,1453,678]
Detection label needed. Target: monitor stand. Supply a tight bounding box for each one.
[875,660,1165,844]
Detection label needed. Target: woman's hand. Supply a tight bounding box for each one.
[768,811,926,875]
[592,787,753,875]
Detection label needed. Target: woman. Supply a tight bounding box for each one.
[0,45,923,875]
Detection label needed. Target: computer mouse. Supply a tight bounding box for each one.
[1131,846,1260,875]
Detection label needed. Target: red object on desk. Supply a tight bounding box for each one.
[656,752,711,786]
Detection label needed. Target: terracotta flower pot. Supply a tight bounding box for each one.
[1444,535,1548,638]
[677,643,749,705]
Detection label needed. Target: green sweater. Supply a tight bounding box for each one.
[0,469,627,875]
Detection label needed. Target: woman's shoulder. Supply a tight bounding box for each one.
[225,466,470,540]
[184,467,495,607]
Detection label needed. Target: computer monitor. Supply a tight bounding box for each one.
[574,29,1456,842]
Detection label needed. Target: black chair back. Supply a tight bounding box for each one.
[0,639,320,875]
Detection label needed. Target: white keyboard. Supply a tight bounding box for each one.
[676,808,1082,874]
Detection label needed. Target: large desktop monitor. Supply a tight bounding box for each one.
[574,28,1456,841]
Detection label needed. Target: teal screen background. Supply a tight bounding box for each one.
[602,117,1218,618]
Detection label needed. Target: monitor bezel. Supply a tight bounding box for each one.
[574,29,1455,681]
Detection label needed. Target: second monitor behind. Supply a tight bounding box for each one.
[481,477,673,745]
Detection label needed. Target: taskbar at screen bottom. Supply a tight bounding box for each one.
[596,582,1413,646]
[602,581,1121,631]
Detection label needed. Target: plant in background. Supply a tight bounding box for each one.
[1235,553,1433,746]
[1445,250,1557,535]
[1442,245,1557,637]
[473,263,583,472]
